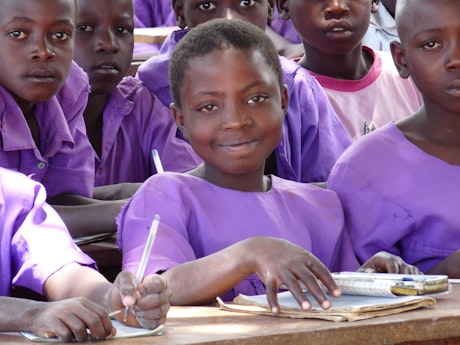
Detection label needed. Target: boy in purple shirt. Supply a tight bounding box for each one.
[118,19,418,312]
[137,0,352,183]
[73,0,200,199]
[328,0,460,277]
[0,167,168,341]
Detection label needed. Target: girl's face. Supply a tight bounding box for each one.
[74,0,134,95]
[0,0,76,103]
[279,0,373,55]
[172,47,288,188]
[392,0,460,115]
[174,0,273,31]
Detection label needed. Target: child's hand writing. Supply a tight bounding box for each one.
[246,237,341,314]
[112,271,170,329]
[359,251,421,274]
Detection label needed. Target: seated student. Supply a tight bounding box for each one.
[118,19,419,312]
[0,167,168,342]
[362,0,399,51]
[0,0,137,237]
[277,0,422,140]
[73,0,200,200]
[136,0,352,184]
[328,0,460,277]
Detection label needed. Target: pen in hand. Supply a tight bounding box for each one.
[123,214,161,322]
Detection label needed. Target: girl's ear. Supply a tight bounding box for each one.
[281,84,289,117]
[267,0,275,21]
[371,0,379,13]
[277,0,291,20]
[390,41,411,79]
[173,0,187,29]
[171,103,189,140]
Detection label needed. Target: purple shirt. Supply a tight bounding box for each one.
[117,172,359,301]
[328,122,460,273]
[94,77,201,186]
[0,168,95,296]
[0,61,94,197]
[137,30,352,183]
[269,11,301,44]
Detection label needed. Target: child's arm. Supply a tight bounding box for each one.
[48,194,126,238]
[161,236,340,314]
[93,183,142,201]
[426,250,460,278]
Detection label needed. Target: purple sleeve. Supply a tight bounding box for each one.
[6,171,95,295]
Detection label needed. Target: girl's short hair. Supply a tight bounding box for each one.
[169,18,283,108]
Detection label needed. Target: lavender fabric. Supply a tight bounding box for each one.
[94,76,201,186]
[328,122,459,273]
[0,168,95,296]
[117,172,360,301]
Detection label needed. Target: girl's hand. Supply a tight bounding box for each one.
[29,298,115,342]
[112,271,170,329]
[359,251,421,274]
[246,237,341,314]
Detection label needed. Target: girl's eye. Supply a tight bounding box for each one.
[248,95,268,104]
[198,2,216,10]
[76,24,93,32]
[240,0,256,7]
[199,104,218,112]
[52,32,71,41]
[8,30,28,39]
[421,41,441,50]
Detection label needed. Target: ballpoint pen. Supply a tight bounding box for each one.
[123,214,161,322]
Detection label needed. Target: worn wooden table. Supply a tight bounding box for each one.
[3,284,460,344]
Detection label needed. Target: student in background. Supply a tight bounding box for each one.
[362,0,398,51]
[277,0,422,140]
[73,0,200,201]
[0,167,168,342]
[137,0,352,184]
[0,0,132,238]
[328,0,460,277]
[119,19,419,312]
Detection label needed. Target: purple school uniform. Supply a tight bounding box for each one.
[94,77,201,186]
[328,122,460,273]
[0,168,94,296]
[269,10,301,44]
[0,61,94,197]
[117,172,360,301]
[137,30,352,183]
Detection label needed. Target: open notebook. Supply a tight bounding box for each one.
[21,321,164,342]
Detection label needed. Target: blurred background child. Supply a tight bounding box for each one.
[277,0,422,140]
[328,0,460,277]
[73,0,200,201]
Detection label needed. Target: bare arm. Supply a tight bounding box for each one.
[426,250,460,277]
[48,194,126,238]
[162,236,340,313]
[93,183,142,201]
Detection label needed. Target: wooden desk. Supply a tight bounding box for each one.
[134,26,179,45]
[3,284,460,344]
